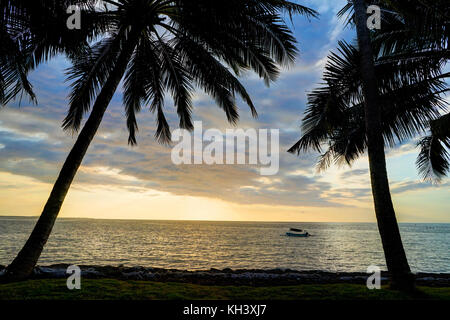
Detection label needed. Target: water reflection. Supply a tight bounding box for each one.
[0,217,448,273]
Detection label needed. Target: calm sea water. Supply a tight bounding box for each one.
[0,217,449,273]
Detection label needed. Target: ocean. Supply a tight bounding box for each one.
[0,217,449,273]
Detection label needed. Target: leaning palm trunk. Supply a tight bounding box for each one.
[5,32,139,281]
[353,0,414,290]
[4,1,315,281]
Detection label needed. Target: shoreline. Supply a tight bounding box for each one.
[2,264,449,287]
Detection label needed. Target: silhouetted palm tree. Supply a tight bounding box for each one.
[354,0,413,290]
[370,0,450,181]
[289,41,448,177]
[290,0,448,290]
[4,0,316,280]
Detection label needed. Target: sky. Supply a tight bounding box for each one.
[0,0,449,222]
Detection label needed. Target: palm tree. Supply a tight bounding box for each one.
[289,0,449,290]
[370,0,450,182]
[341,0,412,290]
[4,0,317,280]
[288,41,448,177]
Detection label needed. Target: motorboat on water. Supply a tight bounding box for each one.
[286,227,310,237]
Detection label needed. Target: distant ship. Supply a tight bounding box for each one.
[286,227,310,237]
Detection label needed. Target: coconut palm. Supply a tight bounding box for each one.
[288,41,448,177]
[4,0,317,280]
[290,0,448,290]
[352,0,415,290]
[338,1,450,181]
[369,0,450,182]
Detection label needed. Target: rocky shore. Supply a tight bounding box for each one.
[1,264,449,287]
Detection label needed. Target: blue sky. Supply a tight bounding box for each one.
[0,0,448,222]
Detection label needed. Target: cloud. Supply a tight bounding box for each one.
[1,5,447,221]
[391,180,450,195]
[340,169,369,179]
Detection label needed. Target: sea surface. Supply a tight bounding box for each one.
[0,217,449,273]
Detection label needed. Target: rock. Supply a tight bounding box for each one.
[17,264,450,287]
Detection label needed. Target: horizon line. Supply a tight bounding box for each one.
[1,215,449,224]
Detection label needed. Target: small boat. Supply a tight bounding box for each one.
[285,227,310,237]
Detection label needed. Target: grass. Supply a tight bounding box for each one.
[0,279,449,300]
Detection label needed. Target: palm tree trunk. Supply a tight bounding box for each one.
[353,0,414,291]
[5,32,139,281]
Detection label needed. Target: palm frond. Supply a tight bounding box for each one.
[0,1,108,105]
[416,135,450,182]
[64,34,123,131]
